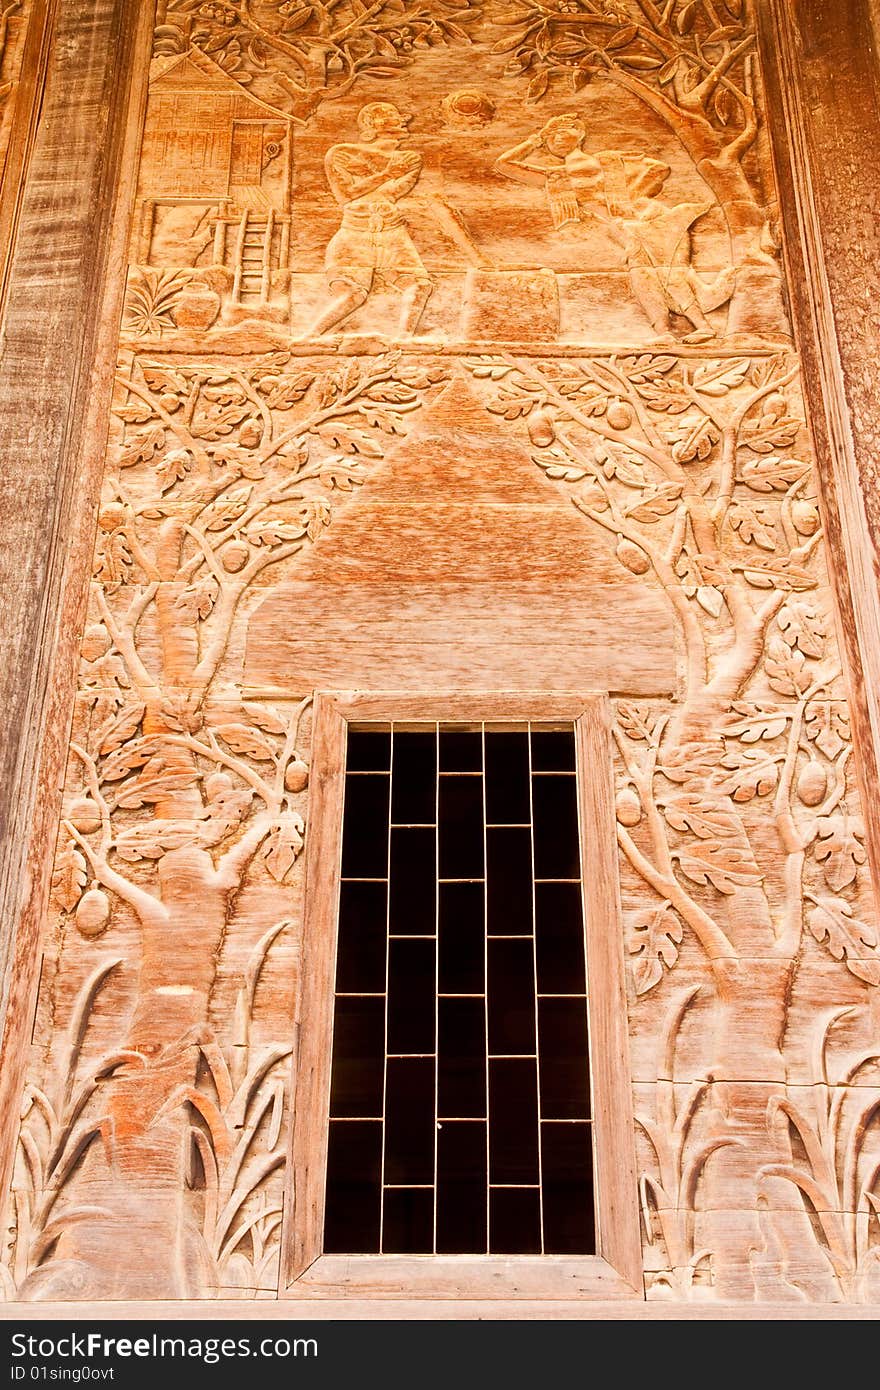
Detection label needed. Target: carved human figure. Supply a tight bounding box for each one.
[495,116,734,343]
[307,102,433,338]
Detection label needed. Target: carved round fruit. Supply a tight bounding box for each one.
[616,537,650,575]
[97,501,127,531]
[221,540,250,573]
[606,399,633,431]
[68,797,101,834]
[81,623,111,662]
[75,888,111,938]
[791,501,820,536]
[527,410,556,448]
[797,760,827,807]
[158,392,180,413]
[284,759,309,793]
[239,418,262,448]
[763,392,786,418]
[615,789,642,827]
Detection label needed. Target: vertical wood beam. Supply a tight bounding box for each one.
[758,0,880,908]
[0,0,155,1217]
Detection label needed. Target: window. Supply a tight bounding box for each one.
[282,694,641,1301]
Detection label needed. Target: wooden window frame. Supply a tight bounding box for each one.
[280,691,643,1301]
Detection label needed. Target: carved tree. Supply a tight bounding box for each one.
[11,352,446,1295]
[157,0,479,121]
[467,350,880,1294]
[491,0,772,266]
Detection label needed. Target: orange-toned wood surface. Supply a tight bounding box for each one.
[0,0,879,1311]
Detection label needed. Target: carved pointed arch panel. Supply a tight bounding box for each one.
[2,0,880,1312]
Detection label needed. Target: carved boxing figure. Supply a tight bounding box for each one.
[495,116,734,343]
[307,102,433,338]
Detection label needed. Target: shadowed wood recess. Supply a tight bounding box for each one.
[0,0,879,1315]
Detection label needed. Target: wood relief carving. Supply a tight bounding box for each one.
[3,0,880,1306]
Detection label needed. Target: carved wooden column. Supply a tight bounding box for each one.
[758,0,880,904]
[0,0,154,1216]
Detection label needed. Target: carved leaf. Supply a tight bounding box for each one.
[805,701,850,760]
[742,414,802,454]
[365,382,419,405]
[244,704,286,736]
[808,897,880,986]
[660,792,739,839]
[696,585,724,618]
[100,737,161,782]
[525,69,549,102]
[141,365,190,398]
[659,739,723,783]
[728,503,777,551]
[725,703,788,743]
[692,358,750,396]
[633,378,690,414]
[215,724,276,762]
[156,448,194,491]
[739,455,811,492]
[320,459,364,492]
[319,423,383,456]
[764,635,811,697]
[97,703,146,756]
[626,482,683,523]
[615,703,657,743]
[813,815,867,891]
[202,486,253,531]
[256,372,312,409]
[736,556,816,591]
[630,903,683,994]
[533,452,586,483]
[674,840,762,894]
[777,601,825,659]
[669,416,720,464]
[176,580,218,620]
[118,427,166,470]
[262,816,304,883]
[114,770,198,810]
[95,532,132,585]
[594,444,645,486]
[114,401,155,425]
[486,394,534,420]
[716,747,781,802]
[53,839,88,912]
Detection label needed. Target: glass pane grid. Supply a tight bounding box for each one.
[325,720,594,1259]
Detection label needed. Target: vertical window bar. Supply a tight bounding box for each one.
[433,721,440,1254]
[481,721,490,1254]
[378,725,394,1251]
[527,723,545,1254]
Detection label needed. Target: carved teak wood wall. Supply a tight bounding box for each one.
[1,0,880,1310]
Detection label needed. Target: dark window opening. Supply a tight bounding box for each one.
[324,722,595,1257]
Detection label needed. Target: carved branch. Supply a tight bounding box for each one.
[65,821,169,927]
[95,588,161,705]
[617,824,735,963]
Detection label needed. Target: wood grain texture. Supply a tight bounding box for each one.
[0,0,155,1249]
[757,0,880,918]
[1,1298,877,1320]
[577,699,642,1293]
[284,693,347,1284]
[2,0,880,1311]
